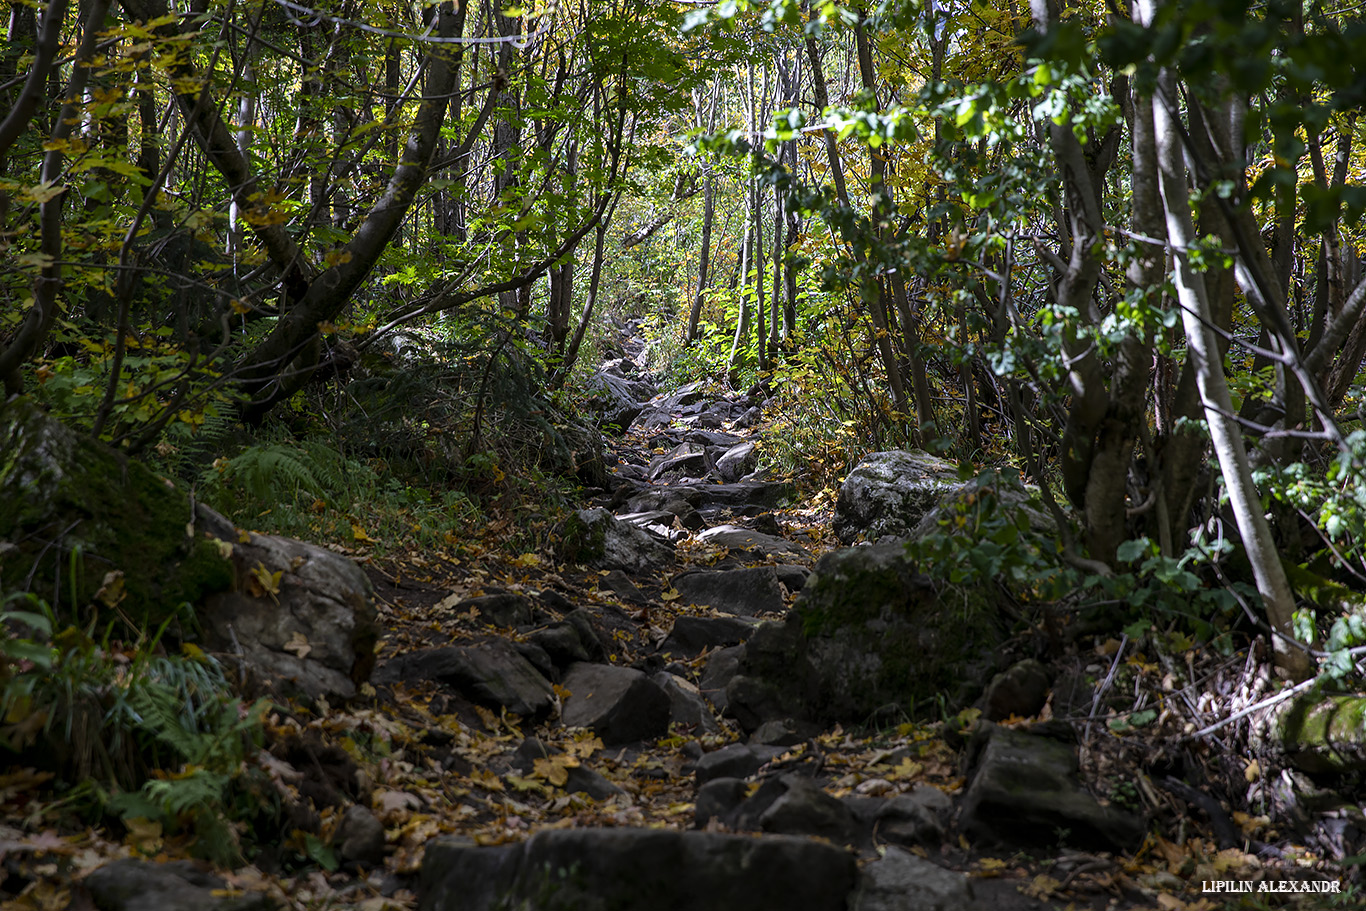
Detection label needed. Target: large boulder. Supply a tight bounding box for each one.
[557,507,674,572]
[730,541,1008,727]
[560,662,671,744]
[0,395,234,627]
[83,859,276,911]
[199,518,378,702]
[417,829,858,911]
[671,567,785,616]
[959,724,1145,852]
[375,640,556,717]
[0,397,377,703]
[833,450,962,544]
[584,372,651,434]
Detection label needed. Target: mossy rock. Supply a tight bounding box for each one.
[1276,693,1366,773]
[0,395,233,628]
[736,541,1008,725]
[558,508,609,565]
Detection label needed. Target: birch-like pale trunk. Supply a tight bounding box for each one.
[1147,60,1312,680]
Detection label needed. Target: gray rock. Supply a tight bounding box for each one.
[417,828,858,911]
[758,777,857,845]
[616,510,689,542]
[451,593,537,628]
[960,723,1145,851]
[735,405,763,428]
[982,658,1052,721]
[649,442,710,481]
[694,743,773,785]
[198,527,379,703]
[585,372,646,434]
[749,718,804,747]
[559,507,675,572]
[716,442,758,482]
[653,672,722,735]
[772,564,810,592]
[698,644,745,711]
[528,622,592,669]
[598,569,648,603]
[875,787,951,848]
[854,847,976,911]
[909,468,1057,543]
[672,567,785,616]
[672,480,792,510]
[725,673,798,734]
[84,859,276,911]
[695,524,808,561]
[561,662,671,744]
[695,777,749,827]
[660,616,757,658]
[335,805,386,865]
[732,542,1008,725]
[376,640,555,717]
[686,430,744,448]
[832,449,962,544]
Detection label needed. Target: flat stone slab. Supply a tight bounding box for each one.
[695,524,809,561]
[672,566,785,616]
[418,828,858,911]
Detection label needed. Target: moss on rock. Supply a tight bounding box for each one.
[735,541,1008,725]
[0,395,233,628]
[1277,694,1366,773]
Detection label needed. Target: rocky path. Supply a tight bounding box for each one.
[74,318,1357,911]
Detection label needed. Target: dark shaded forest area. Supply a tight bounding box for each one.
[4,0,1366,907]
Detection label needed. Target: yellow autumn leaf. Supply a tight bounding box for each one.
[1243,758,1260,781]
[249,562,282,596]
[180,643,208,662]
[352,523,377,543]
[887,758,923,781]
[511,552,541,567]
[660,588,681,601]
[567,734,603,758]
[533,755,578,786]
[1022,874,1060,899]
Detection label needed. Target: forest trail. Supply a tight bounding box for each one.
[326,327,1349,911]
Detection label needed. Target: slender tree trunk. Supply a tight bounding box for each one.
[1150,63,1312,681]
[687,174,715,343]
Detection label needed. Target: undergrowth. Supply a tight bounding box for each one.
[0,594,276,866]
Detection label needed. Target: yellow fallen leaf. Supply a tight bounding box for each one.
[352,523,377,543]
[511,552,541,567]
[180,643,208,662]
[1021,874,1060,899]
[248,562,282,597]
[1244,758,1260,781]
[660,588,681,601]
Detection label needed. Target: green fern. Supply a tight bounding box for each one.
[203,439,372,509]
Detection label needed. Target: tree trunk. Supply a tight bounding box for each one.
[1149,61,1312,681]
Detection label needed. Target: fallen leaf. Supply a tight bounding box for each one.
[283,631,311,659]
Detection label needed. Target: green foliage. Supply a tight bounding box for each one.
[203,439,372,511]
[0,593,271,865]
[906,469,1072,599]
